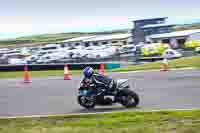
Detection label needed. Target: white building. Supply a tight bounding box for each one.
[83,33,132,47]
[60,33,132,48]
[148,29,200,48]
[61,36,96,47]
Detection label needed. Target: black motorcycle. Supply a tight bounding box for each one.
[77,79,139,109]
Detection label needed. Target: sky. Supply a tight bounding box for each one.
[0,0,200,35]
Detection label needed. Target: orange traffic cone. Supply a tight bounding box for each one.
[24,64,31,83]
[99,64,105,74]
[64,64,71,80]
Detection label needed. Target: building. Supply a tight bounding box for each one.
[132,17,176,44]
[61,33,132,47]
[61,35,96,47]
[83,33,132,47]
[148,29,200,48]
[142,23,176,35]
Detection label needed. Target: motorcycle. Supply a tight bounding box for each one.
[77,79,139,109]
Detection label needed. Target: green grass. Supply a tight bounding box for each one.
[113,55,200,72]
[0,110,200,133]
[0,70,82,78]
[0,55,199,78]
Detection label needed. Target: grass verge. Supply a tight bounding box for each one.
[0,55,199,78]
[0,70,82,78]
[0,110,200,133]
[113,55,200,72]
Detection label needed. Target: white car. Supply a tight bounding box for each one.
[69,46,105,58]
[118,45,136,54]
[36,51,67,63]
[36,55,53,64]
[8,58,28,65]
[86,51,111,59]
[64,47,86,58]
[195,47,200,53]
[25,55,40,63]
[0,48,9,53]
[86,46,117,59]
[162,49,182,59]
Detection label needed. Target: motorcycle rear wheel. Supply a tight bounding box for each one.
[119,89,139,108]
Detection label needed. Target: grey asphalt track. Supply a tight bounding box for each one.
[0,69,200,117]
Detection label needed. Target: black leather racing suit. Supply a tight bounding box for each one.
[81,73,116,94]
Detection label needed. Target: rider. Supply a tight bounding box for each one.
[81,66,117,94]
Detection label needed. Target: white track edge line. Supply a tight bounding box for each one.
[1,108,200,119]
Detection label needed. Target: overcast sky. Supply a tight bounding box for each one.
[0,0,200,33]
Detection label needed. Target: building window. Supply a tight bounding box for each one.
[158,27,170,33]
[153,40,158,43]
[162,39,170,44]
[157,20,165,24]
[60,43,66,48]
[75,43,80,46]
[85,42,90,47]
[68,43,72,47]
[102,41,108,45]
[144,29,155,35]
[112,41,118,44]
[177,39,186,48]
[128,42,134,44]
[123,41,127,45]
[41,47,57,50]
[93,42,98,46]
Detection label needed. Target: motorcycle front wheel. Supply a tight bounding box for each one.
[77,96,96,109]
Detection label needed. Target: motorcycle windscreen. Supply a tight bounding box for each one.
[79,90,88,96]
[117,79,129,89]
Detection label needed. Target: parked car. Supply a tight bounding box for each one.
[162,49,182,59]
[195,47,200,53]
[36,55,53,64]
[8,58,28,65]
[86,52,106,59]
[141,43,170,57]
[118,44,136,54]
[184,40,200,49]
[25,55,39,64]
[36,51,67,64]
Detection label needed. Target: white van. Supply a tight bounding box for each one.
[162,49,182,59]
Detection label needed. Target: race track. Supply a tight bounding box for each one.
[1,69,200,117]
